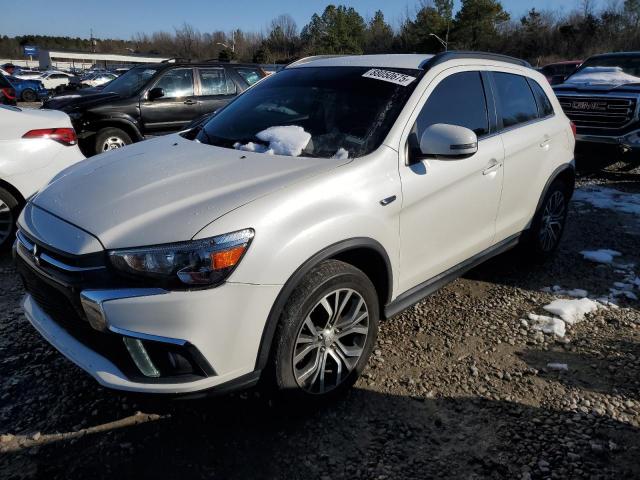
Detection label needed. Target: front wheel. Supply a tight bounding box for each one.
[521,179,570,261]
[271,260,379,398]
[21,89,37,102]
[94,127,133,155]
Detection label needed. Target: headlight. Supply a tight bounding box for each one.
[109,229,254,287]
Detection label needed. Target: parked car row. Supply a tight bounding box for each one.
[8,51,578,401]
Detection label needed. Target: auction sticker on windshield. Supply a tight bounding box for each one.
[362,69,416,86]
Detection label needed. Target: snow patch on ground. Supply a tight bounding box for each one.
[543,298,600,325]
[234,125,311,157]
[580,249,621,264]
[573,186,640,216]
[547,363,569,371]
[528,313,566,337]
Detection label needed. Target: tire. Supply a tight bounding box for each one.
[21,89,37,102]
[0,187,20,251]
[94,127,133,155]
[271,259,379,399]
[520,179,570,261]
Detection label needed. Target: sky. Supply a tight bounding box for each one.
[0,0,607,40]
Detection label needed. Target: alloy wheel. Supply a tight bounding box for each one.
[539,191,566,252]
[293,288,369,394]
[102,136,127,151]
[0,199,14,247]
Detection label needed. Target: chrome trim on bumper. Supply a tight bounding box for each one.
[576,128,640,148]
[108,325,187,346]
[80,288,167,332]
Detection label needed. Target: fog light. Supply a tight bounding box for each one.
[123,337,160,377]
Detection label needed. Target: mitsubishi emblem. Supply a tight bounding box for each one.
[32,244,40,266]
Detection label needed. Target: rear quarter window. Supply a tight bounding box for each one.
[527,78,555,118]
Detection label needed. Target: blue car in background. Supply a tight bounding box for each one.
[7,76,48,102]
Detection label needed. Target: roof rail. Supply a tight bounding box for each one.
[423,51,532,69]
[161,57,191,63]
[285,55,348,68]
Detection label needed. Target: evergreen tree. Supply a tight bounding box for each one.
[452,0,510,50]
[301,5,366,55]
[364,10,393,53]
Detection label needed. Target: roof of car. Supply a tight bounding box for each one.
[544,60,583,66]
[287,52,531,70]
[288,54,434,70]
[587,51,640,59]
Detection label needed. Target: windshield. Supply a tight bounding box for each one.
[102,65,161,96]
[566,56,640,84]
[191,66,421,159]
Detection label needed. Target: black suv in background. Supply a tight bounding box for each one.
[553,52,640,157]
[42,61,266,155]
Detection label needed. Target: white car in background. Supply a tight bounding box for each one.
[0,105,84,248]
[81,73,117,88]
[39,71,75,91]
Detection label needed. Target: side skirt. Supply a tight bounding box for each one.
[384,233,522,319]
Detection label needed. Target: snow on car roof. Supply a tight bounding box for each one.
[288,54,434,70]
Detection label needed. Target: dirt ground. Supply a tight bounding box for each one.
[0,153,639,479]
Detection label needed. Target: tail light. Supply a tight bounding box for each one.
[22,128,78,146]
[570,121,577,139]
[1,87,15,100]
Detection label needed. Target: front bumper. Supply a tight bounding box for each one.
[17,247,281,394]
[576,129,640,151]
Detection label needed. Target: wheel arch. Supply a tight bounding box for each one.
[0,179,25,207]
[532,162,576,220]
[92,118,144,142]
[254,237,393,371]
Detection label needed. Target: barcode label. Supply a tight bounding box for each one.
[362,69,416,86]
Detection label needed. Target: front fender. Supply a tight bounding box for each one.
[194,147,402,294]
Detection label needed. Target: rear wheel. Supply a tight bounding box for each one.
[94,127,132,155]
[521,179,570,260]
[271,260,379,399]
[21,89,37,102]
[0,188,20,250]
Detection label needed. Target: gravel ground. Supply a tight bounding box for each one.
[1,157,639,479]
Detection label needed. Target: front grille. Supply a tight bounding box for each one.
[557,96,637,130]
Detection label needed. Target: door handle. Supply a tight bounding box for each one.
[540,135,551,149]
[482,159,501,175]
[184,99,197,105]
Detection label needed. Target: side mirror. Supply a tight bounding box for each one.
[147,87,165,101]
[418,123,478,159]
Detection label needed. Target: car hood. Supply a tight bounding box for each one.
[33,134,349,249]
[42,91,120,111]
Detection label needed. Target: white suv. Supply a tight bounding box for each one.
[15,53,576,398]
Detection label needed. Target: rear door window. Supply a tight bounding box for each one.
[154,68,194,98]
[234,67,263,85]
[527,79,555,118]
[415,71,490,137]
[492,72,539,129]
[198,68,236,96]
